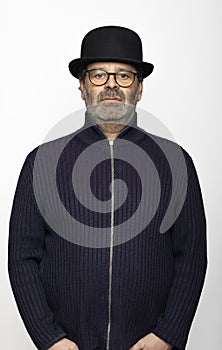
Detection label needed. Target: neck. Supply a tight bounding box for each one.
[97,122,126,141]
[83,109,138,141]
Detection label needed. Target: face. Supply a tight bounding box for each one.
[79,62,143,125]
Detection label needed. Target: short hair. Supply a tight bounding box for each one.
[78,65,87,81]
[135,66,143,82]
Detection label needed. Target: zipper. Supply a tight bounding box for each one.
[106,139,115,350]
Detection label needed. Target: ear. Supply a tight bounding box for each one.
[137,81,143,102]
[79,79,85,100]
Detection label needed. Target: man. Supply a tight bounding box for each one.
[8,26,207,350]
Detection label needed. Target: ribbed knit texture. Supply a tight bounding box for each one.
[8,113,207,350]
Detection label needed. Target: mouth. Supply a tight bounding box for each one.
[101,97,122,102]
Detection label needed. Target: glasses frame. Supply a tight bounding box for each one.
[84,69,139,88]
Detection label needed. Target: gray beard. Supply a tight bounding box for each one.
[86,102,136,127]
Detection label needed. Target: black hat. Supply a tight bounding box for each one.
[69,26,154,79]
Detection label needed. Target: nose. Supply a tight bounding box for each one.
[104,74,118,89]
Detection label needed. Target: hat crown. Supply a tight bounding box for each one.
[80,26,143,62]
[68,25,154,79]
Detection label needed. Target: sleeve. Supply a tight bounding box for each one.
[8,149,67,350]
[152,150,208,350]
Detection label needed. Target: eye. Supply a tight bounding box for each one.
[118,72,130,80]
[95,73,105,79]
[91,70,106,79]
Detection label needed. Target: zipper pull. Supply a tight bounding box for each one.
[109,140,114,146]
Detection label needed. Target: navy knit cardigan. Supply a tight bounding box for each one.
[8,112,208,350]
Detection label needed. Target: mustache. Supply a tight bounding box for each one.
[98,89,125,102]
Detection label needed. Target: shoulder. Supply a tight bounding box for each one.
[140,127,193,164]
[137,127,201,184]
[24,130,78,166]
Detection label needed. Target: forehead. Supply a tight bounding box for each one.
[86,61,137,71]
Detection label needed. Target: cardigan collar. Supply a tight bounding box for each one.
[75,109,145,148]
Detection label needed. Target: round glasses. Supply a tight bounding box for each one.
[85,69,139,88]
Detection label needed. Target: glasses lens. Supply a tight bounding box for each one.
[116,71,135,87]
[89,69,108,85]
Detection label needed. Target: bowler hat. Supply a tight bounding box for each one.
[69,26,154,79]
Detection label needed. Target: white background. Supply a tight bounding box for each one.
[1,0,221,349]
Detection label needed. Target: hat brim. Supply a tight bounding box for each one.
[69,57,154,79]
